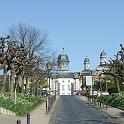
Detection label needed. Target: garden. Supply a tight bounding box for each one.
[0,92,45,116]
[98,92,124,110]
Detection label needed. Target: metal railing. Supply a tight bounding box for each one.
[88,95,107,110]
[16,95,56,123]
[46,95,56,113]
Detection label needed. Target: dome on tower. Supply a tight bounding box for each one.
[57,48,69,72]
[100,50,106,57]
[57,48,69,62]
[58,54,69,62]
[83,56,90,70]
[84,56,90,63]
[95,50,109,73]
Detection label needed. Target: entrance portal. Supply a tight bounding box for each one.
[59,79,74,95]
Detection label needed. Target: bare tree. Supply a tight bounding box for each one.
[9,24,48,59]
[8,24,49,93]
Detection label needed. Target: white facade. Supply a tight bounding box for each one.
[75,78,81,91]
[50,77,81,95]
[58,78,73,95]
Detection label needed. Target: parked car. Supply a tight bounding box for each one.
[79,90,87,96]
[41,90,48,96]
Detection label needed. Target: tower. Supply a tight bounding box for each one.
[100,50,107,65]
[84,56,90,70]
[57,48,69,73]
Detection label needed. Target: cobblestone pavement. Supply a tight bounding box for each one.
[49,96,123,124]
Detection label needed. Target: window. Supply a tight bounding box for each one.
[62,85,64,91]
[68,85,71,90]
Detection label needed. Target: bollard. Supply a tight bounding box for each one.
[46,99,48,113]
[100,101,102,107]
[49,98,51,109]
[17,119,21,124]
[102,99,104,108]
[48,96,50,111]
[47,95,56,112]
[106,104,107,110]
[94,97,96,106]
[98,99,100,106]
[27,113,30,124]
[97,99,99,106]
[48,97,50,111]
[97,98,99,106]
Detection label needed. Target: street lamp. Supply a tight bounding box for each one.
[73,73,77,92]
[55,80,57,100]
[46,62,52,95]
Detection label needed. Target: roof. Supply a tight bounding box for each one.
[81,69,92,76]
[50,72,80,78]
[96,64,109,71]
[57,48,69,62]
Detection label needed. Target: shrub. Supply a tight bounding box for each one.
[0,92,45,116]
[99,92,124,110]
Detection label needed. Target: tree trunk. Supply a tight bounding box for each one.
[1,69,7,93]
[115,77,120,93]
[10,72,15,93]
[25,78,28,94]
[21,75,25,93]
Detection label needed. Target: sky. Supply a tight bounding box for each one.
[0,0,124,72]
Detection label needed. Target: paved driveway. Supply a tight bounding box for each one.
[49,96,123,124]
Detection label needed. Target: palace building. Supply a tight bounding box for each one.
[49,49,108,96]
[50,48,81,95]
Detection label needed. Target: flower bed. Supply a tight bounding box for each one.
[98,92,124,110]
[0,92,45,116]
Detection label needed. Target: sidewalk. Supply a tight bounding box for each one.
[21,101,51,124]
[21,96,59,124]
[0,96,59,124]
[77,95,124,123]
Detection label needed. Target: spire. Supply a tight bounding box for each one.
[62,48,64,54]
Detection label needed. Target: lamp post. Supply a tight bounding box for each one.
[73,73,77,92]
[55,80,57,100]
[46,62,52,95]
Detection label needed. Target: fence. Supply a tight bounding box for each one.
[16,95,56,124]
[46,95,56,113]
[88,95,107,110]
